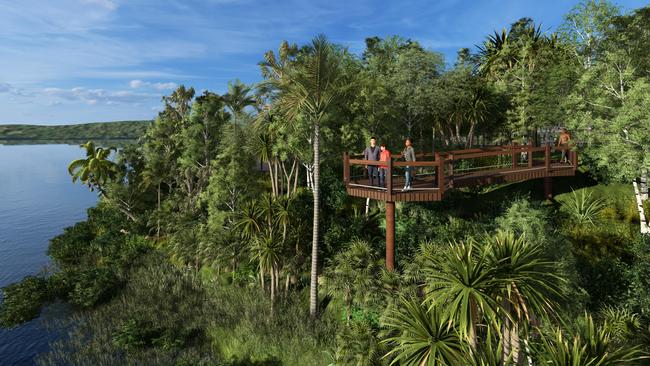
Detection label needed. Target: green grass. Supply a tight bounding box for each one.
[0,121,151,142]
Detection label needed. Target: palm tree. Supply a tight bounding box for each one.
[422,239,500,348]
[249,230,282,311]
[275,34,348,317]
[483,230,564,363]
[224,79,257,122]
[68,141,118,194]
[324,240,381,323]
[382,297,466,365]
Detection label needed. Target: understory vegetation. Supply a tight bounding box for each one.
[2,1,650,365]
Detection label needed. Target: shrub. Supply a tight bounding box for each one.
[0,276,50,327]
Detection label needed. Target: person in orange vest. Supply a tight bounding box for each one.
[378,143,391,188]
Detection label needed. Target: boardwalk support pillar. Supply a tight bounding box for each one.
[544,177,553,200]
[385,201,395,271]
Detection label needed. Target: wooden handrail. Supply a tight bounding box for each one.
[344,144,578,198]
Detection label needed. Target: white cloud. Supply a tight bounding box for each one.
[42,86,159,105]
[81,0,117,11]
[129,80,145,88]
[129,80,178,90]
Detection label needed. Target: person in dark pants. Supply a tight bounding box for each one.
[402,138,415,191]
[363,136,380,186]
[378,144,391,188]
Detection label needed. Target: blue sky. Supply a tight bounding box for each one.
[1,0,647,125]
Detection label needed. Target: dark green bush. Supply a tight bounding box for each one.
[0,276,50,327]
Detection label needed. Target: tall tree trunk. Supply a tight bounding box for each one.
[292,158,299,194]
[309,122,321,318]
[469,299,478,349]
[466,121,476,149]
[260,268,265,291]
[270,266,275,313]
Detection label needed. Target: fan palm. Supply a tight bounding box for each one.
[422,239,500,348]
[382,297,466,365]
[68,141,118,194]
[483,230,564,362]
[324,240,381,323]
[275,34,349,317]
[249,230,283,309]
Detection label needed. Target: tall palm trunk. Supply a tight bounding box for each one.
[469,298,478,349]
[309,121,320,318]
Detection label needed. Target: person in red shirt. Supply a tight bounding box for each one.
[378,144,391,188]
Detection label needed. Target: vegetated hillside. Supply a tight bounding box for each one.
[0,120,152,141]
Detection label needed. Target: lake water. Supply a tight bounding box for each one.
[0,144,97,365]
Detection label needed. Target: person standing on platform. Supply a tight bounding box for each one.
[402,138,416,191]
[378,144,391,188]
[557,128,571,163]
[363,136,380,186]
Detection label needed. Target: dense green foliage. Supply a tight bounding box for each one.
[2,1,650,364]
[0,120,150,142]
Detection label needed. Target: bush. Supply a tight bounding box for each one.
[0,276,50,327]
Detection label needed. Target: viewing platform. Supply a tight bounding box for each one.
[344,143,577,202]
[343,143,578,270]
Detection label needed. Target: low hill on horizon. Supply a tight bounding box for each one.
[0,120,152,141]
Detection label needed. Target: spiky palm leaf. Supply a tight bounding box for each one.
[422,239,501,346]
[561,189,606,226]
[533,313,649,365]
[382,297,466,366]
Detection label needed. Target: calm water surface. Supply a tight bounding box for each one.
[0,144,97,365]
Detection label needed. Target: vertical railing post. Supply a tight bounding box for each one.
[545,143,551,174]
[449,154,454,189]
[343,152,350,187]
[436,153,444,196]
[512,143,518,168]
[528,141,533,168]
[386,156,393,201]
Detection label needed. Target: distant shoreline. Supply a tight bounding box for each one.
[0,121,151,143]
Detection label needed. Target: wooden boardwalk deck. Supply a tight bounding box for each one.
[344,143,578,270]
[344,144,577,203]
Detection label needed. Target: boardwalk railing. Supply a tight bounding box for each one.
[343,144,577,202]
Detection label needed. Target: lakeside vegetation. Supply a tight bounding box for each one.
[0,120,151,143]
[1,1,650,365]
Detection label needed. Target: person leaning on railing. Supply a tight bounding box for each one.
[402,138,415,191]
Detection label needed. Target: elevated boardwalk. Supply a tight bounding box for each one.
[343,143,577,270]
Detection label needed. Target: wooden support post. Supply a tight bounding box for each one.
[544,176,553,200]
[512,144,518,168]
[385,201,395,271]
[528,141,533,168]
